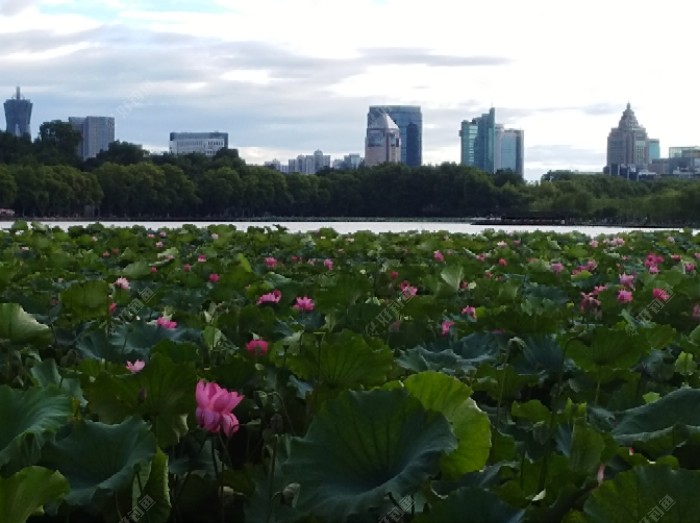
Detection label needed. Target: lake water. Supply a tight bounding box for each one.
[0,220,687,236]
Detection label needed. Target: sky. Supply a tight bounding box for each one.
[1,0,698,181]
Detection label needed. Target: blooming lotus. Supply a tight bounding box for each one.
[440,320,455,336]
[209,273,220,283]
[156,316,177,329]
[257,290,282,305]
[324,258,334,270]
[265,257,277,268]
[126,360,145,373]
[686,263,696,273]
[390,271,399,280]
[619,273,635,288]
[652,288,671,302]
[195,380,244,436]
[114,277,130,290]
[155,241,163,248]
[433,250,445,262]
[592,285,608,296]
[293,296,315,312]
[498,258,507,267]
[245,339,269,356]
[550,262,565,273]
[461,306,477,320]
[197,254,207,263]
[150,266,157,273]
[580,292,601,313]
[617,289,633,303]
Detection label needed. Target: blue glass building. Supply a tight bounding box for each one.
[367,106,422,167]
[4,87,32,138]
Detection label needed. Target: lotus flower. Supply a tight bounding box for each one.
[265,257,277,268]
[195,380,244,436]
[441,320,455,336]
[619,273,635,288]
[156,316,177,329]
[652,288,671,302]
[126,360,145,373]
[209,273,220,283]
[550,262,565,273]
[114,277,130,290]
[183,263,192,272]
[617,289,633,303]
[257,290,282,305]
[198,254,207,263]
[293,296,315,312]
[433,250,445,262]
[324,258,334,270]
[245,339,269,356]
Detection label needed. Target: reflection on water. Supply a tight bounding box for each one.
[0,220,687,236]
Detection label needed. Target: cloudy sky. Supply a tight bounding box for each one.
[1,0,698,180]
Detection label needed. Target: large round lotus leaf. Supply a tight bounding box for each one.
[612,388,700,455]
[85,353,197,448]
[0,303,51,344]
[413,487,524,523]
[283,389,457,521]
[583,464,700,522]
[0,466,70,523]
[404,371,491,479]
[60,280,111,321]
[0,385,72,474]
[40,417,156,508]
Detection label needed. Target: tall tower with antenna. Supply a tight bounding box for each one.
[4,86,33,138]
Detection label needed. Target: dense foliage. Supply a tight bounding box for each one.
[3,130,700,222]
[2,222,700,522]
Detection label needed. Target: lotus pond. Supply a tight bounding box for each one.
[3,221,700,523]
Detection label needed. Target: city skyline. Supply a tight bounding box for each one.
[1,1,698,181]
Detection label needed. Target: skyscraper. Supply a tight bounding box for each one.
[496,127,524,176]
[367,106,422,166]
[606,103,657,175]
[460,108,496,173]
[4,86,32,138]
[364,111,401,167]
[69,116,115,160]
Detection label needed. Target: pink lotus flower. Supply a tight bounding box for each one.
[597,464,605,485]
[461,306,477,320]
[441,320,455,336]
[102,251,110,258]
[667,236,675,243]
[109,302,117,315]
[585,259,598,272]
[126,360,145,373]
[652,288,671,302]
[592,285,608,296]
[265,257,277,268]
[209,273,220,283]
[147,233,155,239]
[291,255,300,263]
[648,265,659,274]
[580,292,601,313]
[399,280,418,297]
[390,271,399,280]
[183,263,192,272]
[498,258,507,267]
[197,254,207,263]
[617,289,633,303]
[257,290,282,305]
[496,241,507,248]
[693,304,700,320]
[645,253,664,268]
[550,262,565,273]
[195,380,244,437]
[114,277,130,290]
[245,339,269,356]
[619,273,635,288]
[150,266,157,273]
[156,316,177,329]
[476,253,486,262]
[695,253,700,260]
[293,296,315,312]
[159,230,167,238]
[589,240,599,248]
[685,263,696,273]
[671,254,681,262]
[324,258,334,270]
[433,250,445,262]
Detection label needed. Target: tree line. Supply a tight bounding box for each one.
[1,126,700,224]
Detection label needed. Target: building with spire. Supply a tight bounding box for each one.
[4,86,33,138]
[606,103,658,176]
[364,111,401,167]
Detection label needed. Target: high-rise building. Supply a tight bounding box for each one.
[367,106,421,166]
[496,127,525,176]
[69,116,115,160]
[364,112,401,167]
[648,139,661,162]
[606,104,657,175]
[4,86,32,138]
[169,132,228,156]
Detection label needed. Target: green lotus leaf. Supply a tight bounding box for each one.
[568,328,648,372]
[132,446,171,523]
[285,329,394,390]
[612,388,700,455]
[85,353,197,448]
[440,263,465,294]
[40,417,156,508]
[283,389,457,521]
[404,371,491,479]
[60,280,111,321]
[29,358,86,406]
[0,303,51,344]
[121,261,152,279]
[413,487,525,523]
[0,466,70,523]
[0,386,72,475]
[583,464,700,522]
